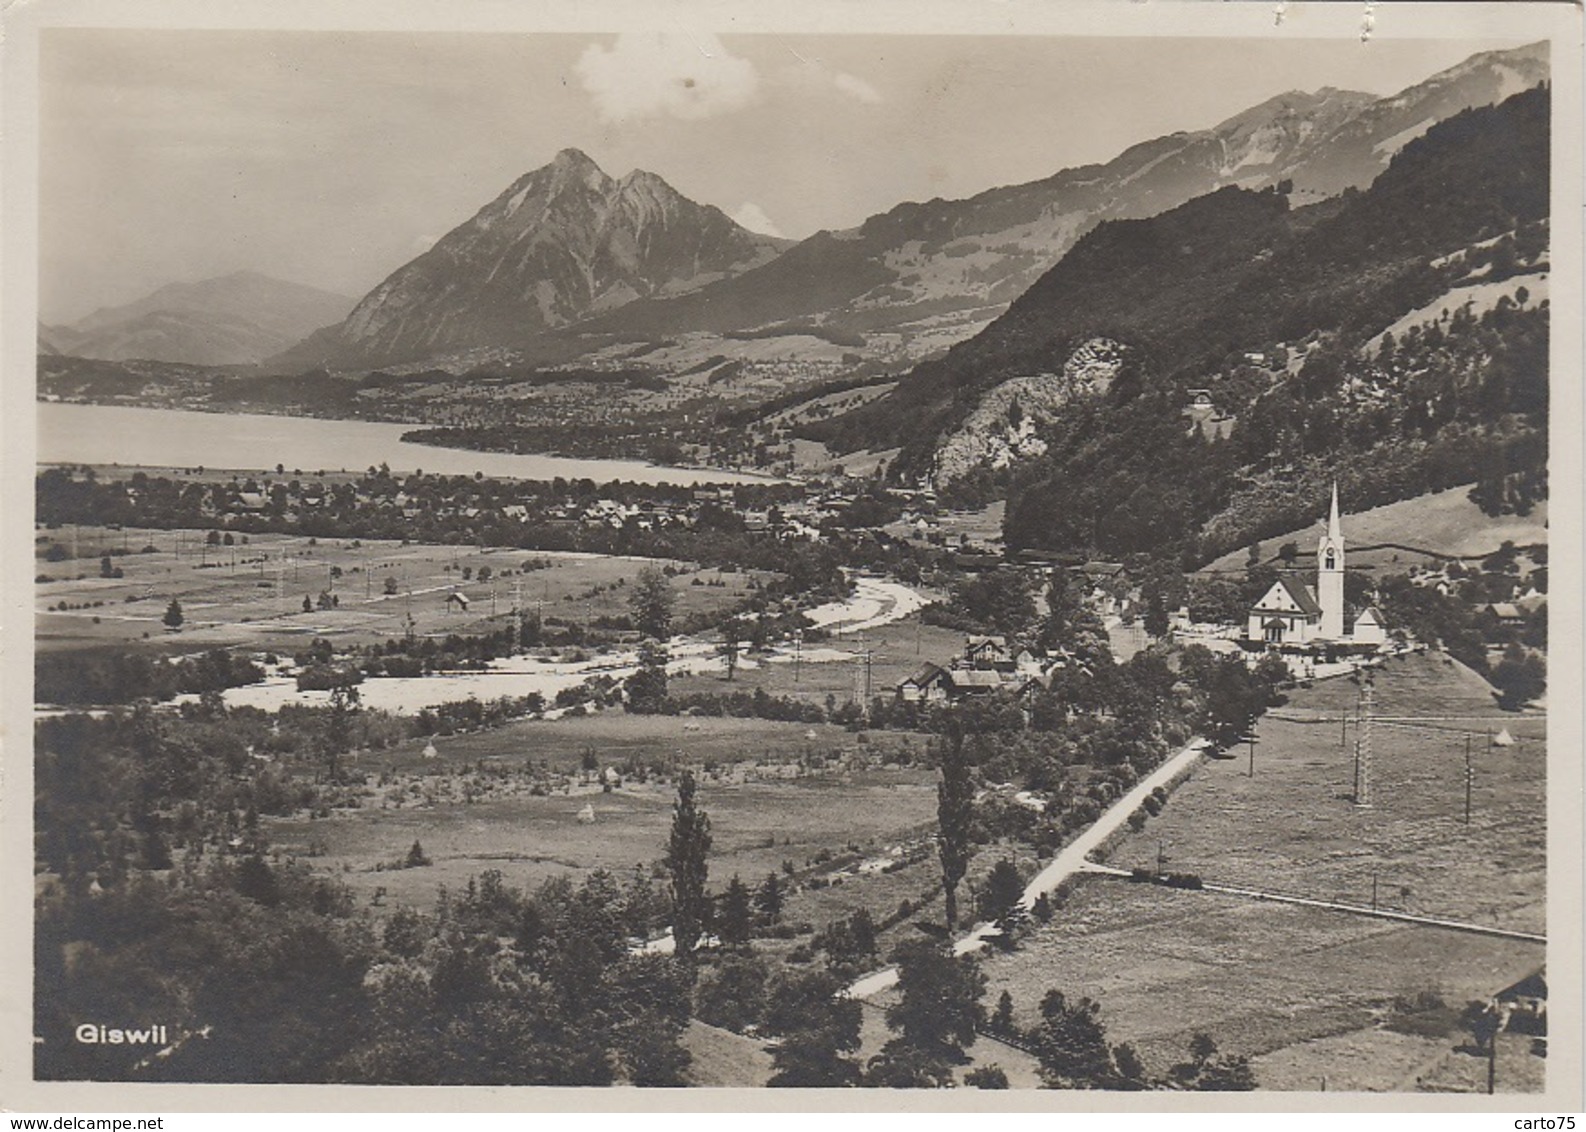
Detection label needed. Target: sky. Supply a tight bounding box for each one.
[39,29,1533,325]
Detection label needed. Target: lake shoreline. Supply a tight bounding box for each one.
[36,400,782,486]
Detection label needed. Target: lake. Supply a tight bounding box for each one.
[36,401,773,485]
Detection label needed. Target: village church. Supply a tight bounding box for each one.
[1245,484,1387,650]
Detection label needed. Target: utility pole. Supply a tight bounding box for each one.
[1247,724,1257,778]
[794,629,803,684]
[1354,676,1374,807]
[1464,733,1474,825]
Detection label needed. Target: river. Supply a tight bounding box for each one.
[191,577,929,716]
[36,401,771,485]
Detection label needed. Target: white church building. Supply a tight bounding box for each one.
[1245,484,1387,651]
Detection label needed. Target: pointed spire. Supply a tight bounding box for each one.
[1328,481,1342,545]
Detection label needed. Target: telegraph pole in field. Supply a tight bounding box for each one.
[1464,733,1474,825]
[1353,676,1374,807]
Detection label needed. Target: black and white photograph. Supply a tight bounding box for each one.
[3,0,1581,1111]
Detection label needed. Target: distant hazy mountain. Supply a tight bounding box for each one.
[582,42,1547,358]
[37,322,80,357]
[56,271,355,366]
[275,149,793,370]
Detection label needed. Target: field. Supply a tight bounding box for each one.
[264,712,939,911]
[668,608,964,713]
[34,525,768,658]
[1200,484,1548,574]
[974,651,1547,1092]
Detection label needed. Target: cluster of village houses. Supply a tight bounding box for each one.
[895,486,1416,702]
[896,634,1064,705]
[124,477,871,542]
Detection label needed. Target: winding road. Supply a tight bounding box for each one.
[845,737,1210,998]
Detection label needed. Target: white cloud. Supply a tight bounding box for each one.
[729,202,786,239]
[575,32,760,123]
[776,54,884,106]
[832,71,883,105]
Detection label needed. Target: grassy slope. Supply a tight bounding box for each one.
[1199,484,1548,573]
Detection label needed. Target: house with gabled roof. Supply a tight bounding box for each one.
[944,668,1005,695]
[963,635,1010,668]
[897,662,949,704]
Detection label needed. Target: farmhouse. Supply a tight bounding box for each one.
[897,662,948,703]
[963,635,1010,668]
[1484,601,1526,627]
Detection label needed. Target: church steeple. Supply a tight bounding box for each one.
[1317,481,1346,638]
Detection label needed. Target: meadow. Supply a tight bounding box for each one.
[264,712,940,912]
[34,525,768,658]
[973,651,1548,1092]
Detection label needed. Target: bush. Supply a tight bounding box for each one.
[965,1065,1010,1089]
[1384,992,1461,1039]
[695,953,771,1033]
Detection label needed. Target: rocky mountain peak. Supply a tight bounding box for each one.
[271,149,787,369]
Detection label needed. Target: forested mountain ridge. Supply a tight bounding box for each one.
[807,85,1548,565]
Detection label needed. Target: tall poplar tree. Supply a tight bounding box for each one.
[666,771,712,957]
[937,719,973,931]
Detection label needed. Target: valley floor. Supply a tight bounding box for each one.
[965,651,1546,1092]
